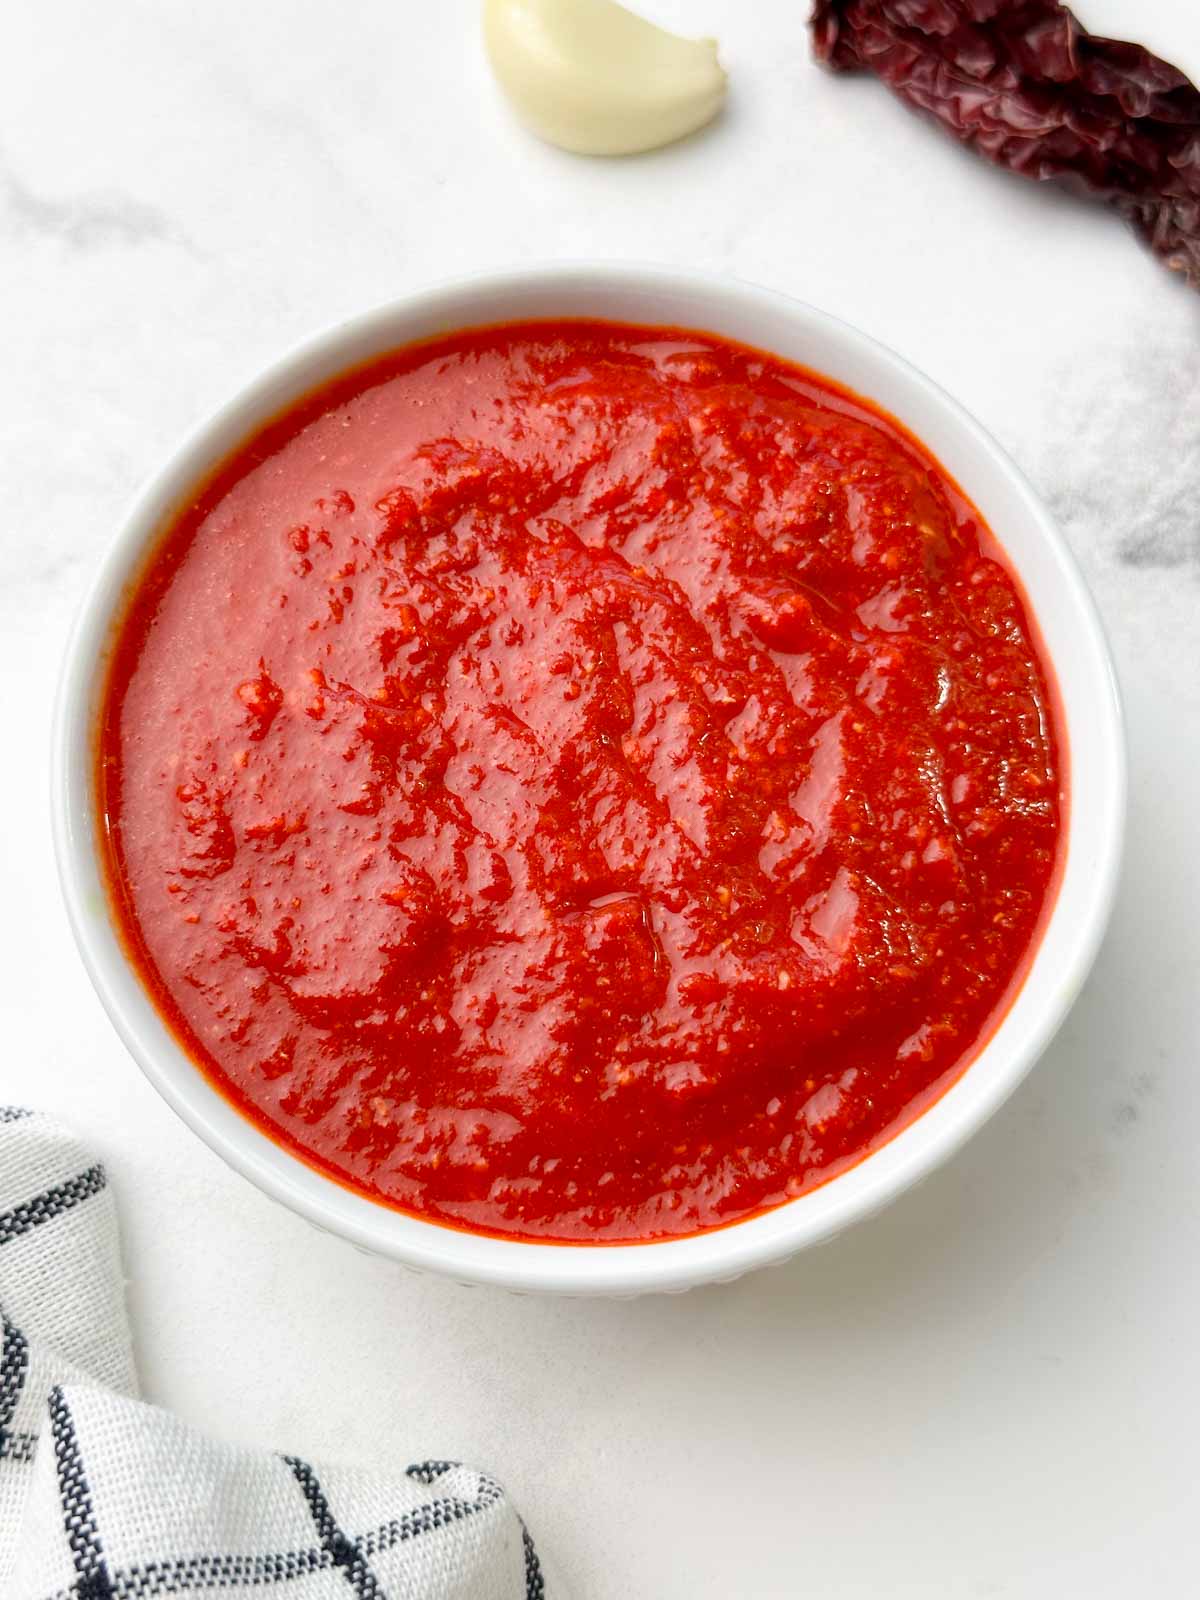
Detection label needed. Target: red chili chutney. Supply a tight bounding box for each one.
[99,321,1062,1242]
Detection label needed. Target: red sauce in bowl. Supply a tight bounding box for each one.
[98,321,1062,1242]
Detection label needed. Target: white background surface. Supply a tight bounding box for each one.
[3,2,1198,1593]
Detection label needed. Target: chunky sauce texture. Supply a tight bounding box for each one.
[100,321,1062,1241]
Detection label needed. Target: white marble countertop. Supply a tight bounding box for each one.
[4,2,1199,1593]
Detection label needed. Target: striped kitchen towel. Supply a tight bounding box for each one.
[0,1107,545,1599]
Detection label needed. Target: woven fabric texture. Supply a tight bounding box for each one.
[0,1108,545,1599]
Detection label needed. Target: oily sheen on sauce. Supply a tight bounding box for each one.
[99,321,1061,1243]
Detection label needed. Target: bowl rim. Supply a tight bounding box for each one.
[51,261,1126,1295]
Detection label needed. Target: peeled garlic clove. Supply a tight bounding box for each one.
[483,0,727,157]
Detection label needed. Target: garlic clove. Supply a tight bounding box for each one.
[483,0,727,157]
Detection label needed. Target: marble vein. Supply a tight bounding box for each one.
[0,145,185,252]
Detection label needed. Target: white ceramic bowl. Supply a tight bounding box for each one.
[52,265,1125,1296]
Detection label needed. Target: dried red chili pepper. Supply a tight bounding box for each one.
[810,1,1200,287]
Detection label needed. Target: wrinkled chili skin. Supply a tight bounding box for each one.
[811,1,1200,287]
[99,320,1062,1243]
